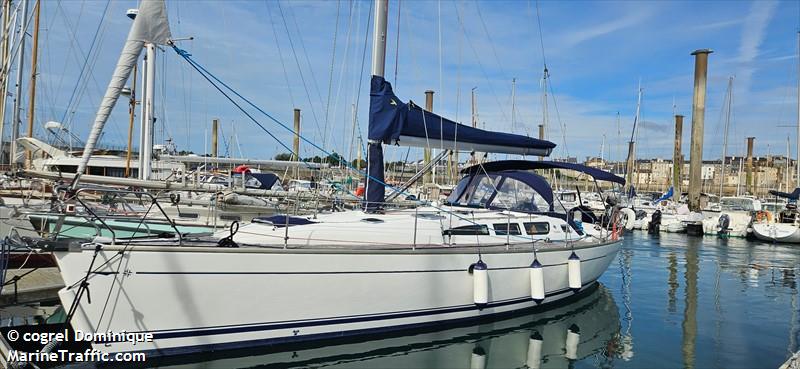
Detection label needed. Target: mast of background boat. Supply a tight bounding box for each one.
[9,0,27,168]
[138,43,155,180]
[787,135,791,191]
[616,111,621,175]
[511,77,516,133]
[719,77,733,198]
[24,0,39,169]
[624,83,642,196]
[124,64,137,177]
[0,0,10,164]
[796,31,799,188]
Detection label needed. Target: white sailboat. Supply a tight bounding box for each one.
[0,0,623,362]
[751,32,800,244]
[752,189,800,243]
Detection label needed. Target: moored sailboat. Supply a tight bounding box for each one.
[0,0,624,362]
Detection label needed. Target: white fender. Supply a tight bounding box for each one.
[470,346,487,369]
[565,324,580,360]
[621,208,636,230]
[529,259,545,303]
[568,252,581,292]
[526,331,543,369]
[473,261,488,306]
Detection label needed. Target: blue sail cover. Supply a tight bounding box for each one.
[769,188,800,200]
[364,142,385,212]
[366,76,557,210]
[369,76,556,156]
[654,186,673,203]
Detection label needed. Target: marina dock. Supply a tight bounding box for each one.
[0,268,62,306]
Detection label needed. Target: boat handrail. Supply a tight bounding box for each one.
[51,187,184,246]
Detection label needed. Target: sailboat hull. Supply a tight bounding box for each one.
[752,223,800,243]
[54,241,620,356]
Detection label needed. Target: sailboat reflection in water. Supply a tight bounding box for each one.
[152,285,625,369]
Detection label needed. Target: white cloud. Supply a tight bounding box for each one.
[735,0,778,94]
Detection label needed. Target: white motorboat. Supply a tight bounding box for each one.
[0,0,624,363]
[701,196,761,238]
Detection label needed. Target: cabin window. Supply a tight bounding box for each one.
[444,224,489,236]
[178,212,199,219]
[102,167,126,177]
[220,214,242,221]
[721,198,757,211]
[560,193,577,202]
[56,165,78,173]
[524,222,550,235]
[446,177,471,204]
[493,223,521,235]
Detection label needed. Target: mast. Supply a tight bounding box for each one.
[348,103,356,168]
[364,0,387,210]
[137,57,146,177]
[370,0,387,78]
[600,134,605,163]
[541,68,548,144]
[625,85,642,194]
[616,111,621,174]
[796,31,800,188]
[719,76,733,198]
[125,64,137,177]
[0,0,10,164]
[10,0,27,167]
[511,77,516,132]
[24,0,39,169]
[471,87,477,128]
[139,43,155,180]
[787,135,791,191]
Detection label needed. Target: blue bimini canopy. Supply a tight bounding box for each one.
[461,160,626,185]
[369,76,556,156]
[769,188,800,200]
[247,173,280,190]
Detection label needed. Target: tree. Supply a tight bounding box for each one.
[274,152,293,161]
[324,152,343,166]
[351,159,367,168]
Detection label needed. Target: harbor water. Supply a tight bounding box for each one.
[2,231,798,368]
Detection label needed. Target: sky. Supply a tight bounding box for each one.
[13,0,800,164]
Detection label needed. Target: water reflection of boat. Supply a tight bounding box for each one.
[148,283,621,369]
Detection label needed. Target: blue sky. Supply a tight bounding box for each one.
[20,0,800,163]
